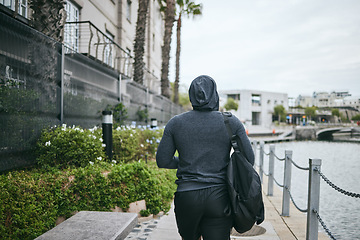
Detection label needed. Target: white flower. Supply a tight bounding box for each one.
[80,129,84,133]
[97,156,102,161]
[92,135,97,140]
[89,161,94,165]
[45,141,51,147]
[102,144,106,147]
[112,160,117,164]
[99,138,103,142]
[140,144,144,148]
[130,134,133,137]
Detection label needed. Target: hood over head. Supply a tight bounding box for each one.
[189,75,219,111]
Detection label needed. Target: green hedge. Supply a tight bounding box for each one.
[0,125,176,240]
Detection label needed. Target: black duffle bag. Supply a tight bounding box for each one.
[223,112,265,233]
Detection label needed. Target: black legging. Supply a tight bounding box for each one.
[174,185,232,240]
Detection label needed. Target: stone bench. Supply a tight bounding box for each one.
[35,211,138,240]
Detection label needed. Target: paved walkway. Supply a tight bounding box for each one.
[126,177,328,239]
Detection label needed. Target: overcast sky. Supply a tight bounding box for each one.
[169,0,360,98]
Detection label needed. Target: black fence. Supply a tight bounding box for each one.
[0,10,183,172]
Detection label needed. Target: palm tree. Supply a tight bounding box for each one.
[133,0,150,84]
[159,0,175,98]
[173,0,202,104]
[29,0,66,42]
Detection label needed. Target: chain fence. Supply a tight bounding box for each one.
[254,141,360,240]
[315,168,360,198]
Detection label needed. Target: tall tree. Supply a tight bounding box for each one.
[29,0,66,42]
[159,0,175,98]
[173,0,202,104]
[274,105,286,122]
[133,0,150,84]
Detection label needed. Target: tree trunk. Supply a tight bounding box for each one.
[133,0,150,85]
[29,0,66,42]
[160,0,175,98]
[173,14,181,104]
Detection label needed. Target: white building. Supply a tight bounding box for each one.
[220,90,288,128]
[295,91,353,108]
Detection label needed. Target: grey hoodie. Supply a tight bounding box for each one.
[156,75,254,192]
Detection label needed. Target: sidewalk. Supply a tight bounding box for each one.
[126,174,329,240]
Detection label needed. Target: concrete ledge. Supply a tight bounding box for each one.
[35,211,138,240]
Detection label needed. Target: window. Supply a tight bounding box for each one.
[251,94,261,106]
[1,0,28,17]
[64,1,79,52]
[104,31,114,67]
[126,0,132,22]
[124,48,131,76]
[228,94,240,100]
[152,33,155,51]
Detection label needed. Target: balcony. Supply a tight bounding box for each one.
[64,21,160,93]
[64,21,132,78]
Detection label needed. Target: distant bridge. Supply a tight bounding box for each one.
[316,127,360,140]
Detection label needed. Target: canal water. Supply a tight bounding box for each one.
[259,141,360,240]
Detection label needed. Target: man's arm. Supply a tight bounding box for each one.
[156,122,179,169]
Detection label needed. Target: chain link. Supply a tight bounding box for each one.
[288,157,310,171]
[274,154,286,161]
[315,168,360,198]
[313,209,337,240]
[284,186,307,213]
[273,177,284,188]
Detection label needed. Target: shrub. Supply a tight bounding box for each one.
[352,114,360,121]
[0,161,176,240]
[35,125,106,169]
[112,126,163,163]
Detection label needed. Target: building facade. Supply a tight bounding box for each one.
[1,0,164,94]
[294,91,359,122]
[220,89,288,128]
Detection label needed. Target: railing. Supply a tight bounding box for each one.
[253,140,360,240]
[64,21,160,93]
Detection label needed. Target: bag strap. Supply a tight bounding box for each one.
[222,112,241,152]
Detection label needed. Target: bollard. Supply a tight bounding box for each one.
[267,144,275,196]
[306,158,321,240]
[259,141,264,183]
[102,111,113,160]
[150,118,157,129]
[282,150,292,216]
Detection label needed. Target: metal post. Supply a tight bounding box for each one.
[253,140,257,165]
[282,150,292,216]
[306,158,321,240]
[60,44,65,124]
[259,141,264,182]
[118,74,122,102]
[102,111,113,160]
[268,144,275,196]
